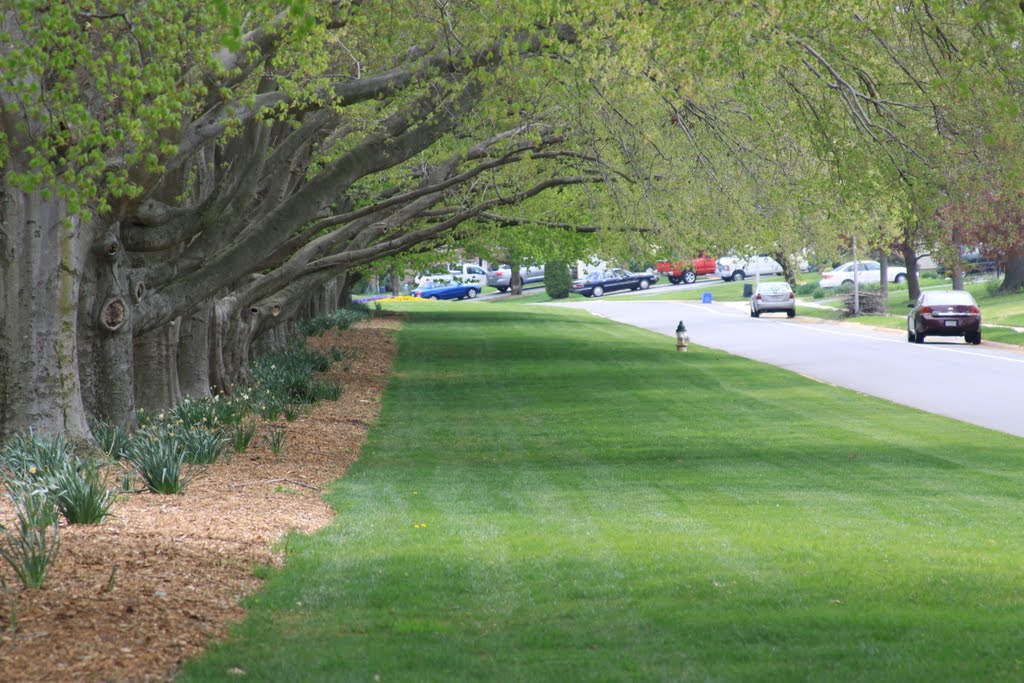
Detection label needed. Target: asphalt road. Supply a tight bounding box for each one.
[554,298,1024,439]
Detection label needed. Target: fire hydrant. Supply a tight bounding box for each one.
[675,320,689,352]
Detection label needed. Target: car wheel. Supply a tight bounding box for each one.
[752,309,761,318]
[639,279,650,290]
[787,310,796,318]
[750,307,757,318]
[592,286,604,297]
[668,276,680,285]
[497,286,508,293]
[428,295,439,300]
[907,328,916,343]
[842,279,854,286]
[467,288,478,299]
[915,331,925,344]
[894,273,907,283]
[682,270,697,284]
[966,331,981,345]
[732,271,745,281]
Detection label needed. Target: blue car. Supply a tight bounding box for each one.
[411,281,481,300]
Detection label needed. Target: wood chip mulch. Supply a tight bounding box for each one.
[0,316,401,683]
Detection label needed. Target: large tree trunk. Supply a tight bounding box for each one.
[177,300,214,400]
[773,251,798,288]
[878,252,889,304]
[78,224,136,427]
[133,320,182,414]
[999,247,1024,293]
[509,260,523,295]
[210,299,259,393]
[898,244,922,303]
[0,187,92,440]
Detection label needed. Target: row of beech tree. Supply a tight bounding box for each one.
[5,2,1024,442]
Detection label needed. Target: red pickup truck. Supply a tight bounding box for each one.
[655,253,718,285]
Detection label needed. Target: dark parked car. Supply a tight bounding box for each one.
[907,290,981,344]
[411,281,481,300]
[570,268,658,297]
[936,250,999,276]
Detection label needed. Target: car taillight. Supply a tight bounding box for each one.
[920,306,932,313]
[496,270,505,276]
[970,306,980,314]
[789,292,795,299]
[755,294,762,300]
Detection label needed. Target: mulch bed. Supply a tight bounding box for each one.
[0,317,400,682]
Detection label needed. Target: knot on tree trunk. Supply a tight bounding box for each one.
[100,296,129,332]
[129,272,146,302]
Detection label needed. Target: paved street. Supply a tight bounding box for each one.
[555,298,1024,438]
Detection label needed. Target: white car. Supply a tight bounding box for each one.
[819,260,907,289]
[715,255,784,281]
[486,264,545,292]
[415,263,488,287]
[750,282,796,318]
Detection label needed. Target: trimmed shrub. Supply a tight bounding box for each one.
[544,261,572,299]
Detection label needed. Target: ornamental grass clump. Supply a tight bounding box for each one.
[170,397,222,430]
[265,427,286,458]
[0,483,61,589]
[298,305,369,336]
[251,343,341,406]
[125,429,197,494]
[0,430,72,481]
[174,425,228,465]
[90,419,132,460]
[231,421,257,454]
[50,457,115,525]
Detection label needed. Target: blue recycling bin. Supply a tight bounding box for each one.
[701,291,713,304]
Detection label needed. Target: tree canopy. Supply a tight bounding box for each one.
[4,1,1024,439]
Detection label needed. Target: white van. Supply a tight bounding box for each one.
[415,263,488,287]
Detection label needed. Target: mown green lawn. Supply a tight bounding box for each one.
[179,303,1024,682]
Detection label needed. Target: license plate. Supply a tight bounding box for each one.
[944,320,958,327]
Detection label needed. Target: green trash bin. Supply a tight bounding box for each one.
[742,283,753,297]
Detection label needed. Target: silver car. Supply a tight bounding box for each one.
[750,282,796,318]
[486,264,545,292]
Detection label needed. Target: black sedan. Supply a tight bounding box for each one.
[907,290,982,344]
[571,269,659,297]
